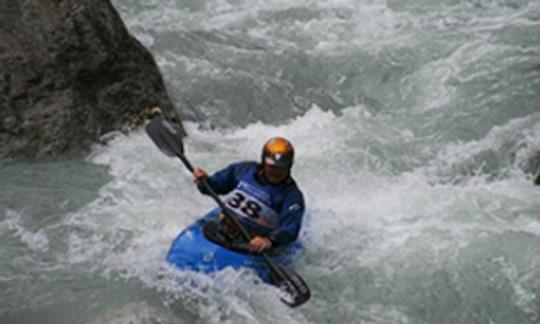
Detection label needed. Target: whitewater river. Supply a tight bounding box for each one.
[2,0,540,323]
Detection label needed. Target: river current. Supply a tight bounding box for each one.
[1,1,540,323]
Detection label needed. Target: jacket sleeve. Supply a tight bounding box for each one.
[197,162,241,196]
[268,189,305,246]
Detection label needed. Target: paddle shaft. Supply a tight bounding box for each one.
[173,152,289,279]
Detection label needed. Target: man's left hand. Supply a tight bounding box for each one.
[249,236,272,253]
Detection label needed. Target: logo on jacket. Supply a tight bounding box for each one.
[237,181,271,203]
[289,203,301,211]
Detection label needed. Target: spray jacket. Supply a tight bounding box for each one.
[197,161,305,247]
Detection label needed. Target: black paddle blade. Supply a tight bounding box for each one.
[270,264,311,308]
[145,116,185,157]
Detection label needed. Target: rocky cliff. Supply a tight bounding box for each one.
[0,0,181,158]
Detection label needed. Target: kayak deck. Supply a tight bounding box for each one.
[166,221,300,282]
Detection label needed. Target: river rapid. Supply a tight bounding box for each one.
[1,0,540,323]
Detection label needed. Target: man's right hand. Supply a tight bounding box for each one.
[193,168,208,185]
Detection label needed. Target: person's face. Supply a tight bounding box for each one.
[263,163,289,184]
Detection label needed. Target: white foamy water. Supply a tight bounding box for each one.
[2,0,540,323]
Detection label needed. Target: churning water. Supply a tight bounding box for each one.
[2,0,540,323]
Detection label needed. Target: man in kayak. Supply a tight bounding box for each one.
[192,137,305,254]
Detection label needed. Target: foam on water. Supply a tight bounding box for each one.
[0,210,50,252]
[1,106,539,323]
[52,103,538,323]
[2,0,540,323]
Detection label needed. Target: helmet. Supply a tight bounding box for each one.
[261,137,294,168]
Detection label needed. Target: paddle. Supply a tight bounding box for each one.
[145,116,311,307]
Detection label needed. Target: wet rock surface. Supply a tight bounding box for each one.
[0,0,181,158]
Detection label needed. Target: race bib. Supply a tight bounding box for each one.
[225,189,280,229]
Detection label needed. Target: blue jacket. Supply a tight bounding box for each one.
[198,161,305,247]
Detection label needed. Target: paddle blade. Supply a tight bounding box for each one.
[270,264,311,308]
[145,116,185,157]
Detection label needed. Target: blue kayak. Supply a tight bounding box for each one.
[166,212,302,282]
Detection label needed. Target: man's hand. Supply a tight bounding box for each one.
[193,168,208,185]
[249,236,272,253]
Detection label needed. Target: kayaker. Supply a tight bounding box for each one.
[192,137,305,254]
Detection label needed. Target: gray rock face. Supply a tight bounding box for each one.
[527,153,540,185]
[0,0,181,158]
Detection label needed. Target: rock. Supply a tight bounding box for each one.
[527,152,540,185]
[0,0,183,158]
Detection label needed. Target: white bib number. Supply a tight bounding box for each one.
[225,190,279,229]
